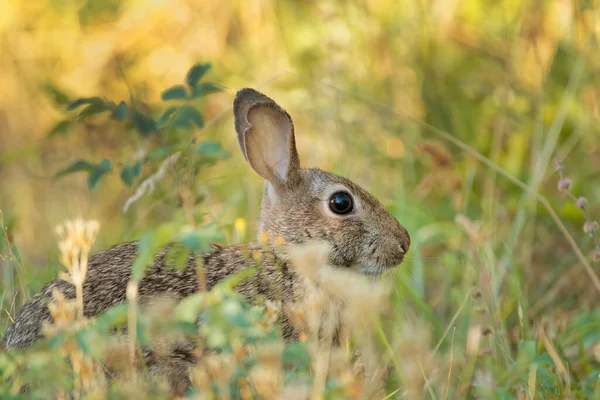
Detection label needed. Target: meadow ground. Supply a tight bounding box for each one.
[1,0,600,398]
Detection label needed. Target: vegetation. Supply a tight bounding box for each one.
[1,0,600,398]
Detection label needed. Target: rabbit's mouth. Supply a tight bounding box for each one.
[361,263,399,277]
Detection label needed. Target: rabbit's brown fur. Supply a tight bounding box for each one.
[3,88,410,394]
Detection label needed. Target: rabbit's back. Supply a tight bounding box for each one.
[2,242,195,349]
[2,241,297,350]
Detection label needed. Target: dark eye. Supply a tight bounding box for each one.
[328,192,353,215]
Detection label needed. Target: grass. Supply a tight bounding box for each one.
[2,0,600,398]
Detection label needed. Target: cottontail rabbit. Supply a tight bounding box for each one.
[3,88,410,393]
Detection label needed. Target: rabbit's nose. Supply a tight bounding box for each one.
[398,226,410,255]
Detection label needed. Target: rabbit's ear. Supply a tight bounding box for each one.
[233,88,300,190]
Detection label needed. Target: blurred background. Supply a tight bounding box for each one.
[1,0,600,396]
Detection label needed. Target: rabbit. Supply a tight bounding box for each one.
[2,88,411,394]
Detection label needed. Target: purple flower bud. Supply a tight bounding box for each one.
[576,197,588,209]
[554,158,563,172]
[558,178,572,191]
[584,221,599,234]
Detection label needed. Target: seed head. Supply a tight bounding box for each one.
[553,158,563,172]
[558,178,572,192]
[481,325,494,336]
[575,196,588,209]
[584,221,599,234]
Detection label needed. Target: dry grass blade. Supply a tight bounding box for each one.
[538,326,570,394]
[444,325,457,400]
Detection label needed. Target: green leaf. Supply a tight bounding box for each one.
[131,224,177,281]
[133,111,157,136]
[41,83,71,106]
[179,223,225,253]
[67,96,107,111]
[174,292,206,322]
[516,340,536,364]
[197,141,230,159]
[95,304,129,332]
[157,107,178,127]
[120,161,143,187]
[75,331,92,355]
[148,145,173,160]
[111,101,128,121]
[77,102,112,119]
[186,63,211,88]
[54,160,96,179]
[87,159,112,190]
[47,334,67,350]
[165,242,191,270]
[47,120,72,138]
[536,364,559,396]
[131,231,159,282]
[161,85,188,101]
[120,162,142,187]
[216,267,257,291]
[191,82,222,99]
[283,342,311,370]
[174,106,204,129]
[222,300,251,328]
[54,159,112,191]
[136,317,150,346]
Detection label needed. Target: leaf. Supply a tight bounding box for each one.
[171,320,200,335]
[131,224,177,281]
[517,340,536,364]
[136,317,150,346]
[41,83,71,106]
[174,292,206,322]
[197,141,230,159]
[165,242,191,270]
[186,63,211,88]
[67,97,107,111]
[75,331,92,355]
[157,107,178,127]
[77,102,112,119]
[87,159,112,190]
[47,120,72,138]
[216,267,257,291]
[131,231,159,282]
[536,364,559,396]
[54,159,112,191]
[111,101,128,121]
[133,111,157,136]
[174,106,204,129]
[283,342,311,370]
[148,145,173,160]
[222,300,251,328]
[54,160,97,179]
[179,223,225,253]
[47,334,67,350]
[161,85,188,101]
[191,82,222,99]
[120,161,143,187]
[95,304,129,332]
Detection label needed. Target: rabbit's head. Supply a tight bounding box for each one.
[234,88,410,276]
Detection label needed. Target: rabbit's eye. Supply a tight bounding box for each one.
[328,192,353,215]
